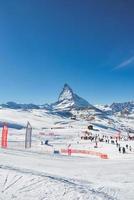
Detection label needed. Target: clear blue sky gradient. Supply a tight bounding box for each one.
[0,0,134,104]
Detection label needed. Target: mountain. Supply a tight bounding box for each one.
[2,85,133,119]
[1,102,40,110]
[52,84,92,111]
[0,84,99,114]
[110,101,134,113]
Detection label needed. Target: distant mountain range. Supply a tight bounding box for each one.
[1,102,41,110]
[0,84,133,115]
[110,101,134,114]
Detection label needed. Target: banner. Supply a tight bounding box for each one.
[25,122,32,149]
[1,124,8,148]
[61,149,108,159]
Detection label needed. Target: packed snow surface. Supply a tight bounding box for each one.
[0,108,134,200]
[0,84,134,199]
[0,147,134,200]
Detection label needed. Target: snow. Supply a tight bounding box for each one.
[0,147,134,200]
[0,111,134,199]
[0,108,68,129]
[0,85,134,199]
[59,84,74,101]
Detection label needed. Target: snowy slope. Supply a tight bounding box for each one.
[0,148,134,200]
[0,108,70,130]
[0,85,134,200]
[0,97,134,199]
[0,106,134,136]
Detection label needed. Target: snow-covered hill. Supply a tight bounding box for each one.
[0,108,72,130]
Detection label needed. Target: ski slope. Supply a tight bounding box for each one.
[0,148,134,200]
[0,106,134,199]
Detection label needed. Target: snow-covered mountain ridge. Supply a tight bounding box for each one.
[0,84,95,111]
[0,84,133,116]
[0,84,133,134]
[110,101,134,113]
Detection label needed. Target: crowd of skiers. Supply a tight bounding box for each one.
[81,131,133,154]
[102,135,133,154]
[118,144,132,154]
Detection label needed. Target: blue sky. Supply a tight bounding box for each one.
[0,0,134,104]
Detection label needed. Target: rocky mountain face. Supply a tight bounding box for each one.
[51,84,92,111]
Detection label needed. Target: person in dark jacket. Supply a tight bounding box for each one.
[129,146,132,151]
[122,147,126,154]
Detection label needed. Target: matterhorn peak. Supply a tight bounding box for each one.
[52,84,91,110]
[63,83,71,89]
[58,84,74,101]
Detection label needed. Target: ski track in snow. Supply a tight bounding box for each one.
[0,147,134,200]
[0,165,117,200]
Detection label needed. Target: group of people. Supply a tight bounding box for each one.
[81,131,133,154]
[117,144,132,154]
[102,135,133,154]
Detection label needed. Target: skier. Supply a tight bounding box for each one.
[122,147,126,154]
[119,147,121,153]
[129,146,132,152]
